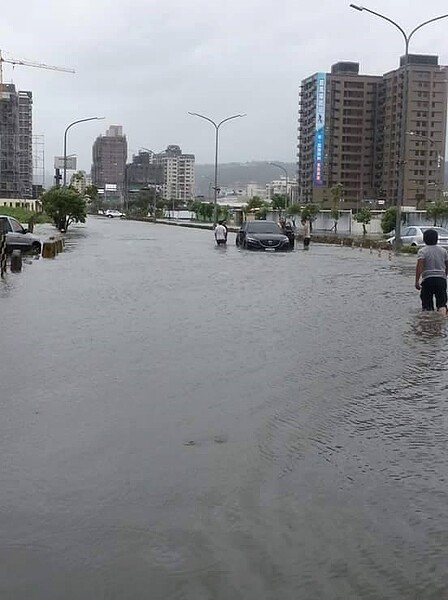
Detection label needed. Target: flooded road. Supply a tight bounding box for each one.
[1,217,448,599]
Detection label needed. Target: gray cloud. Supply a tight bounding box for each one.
[1,0,447,179]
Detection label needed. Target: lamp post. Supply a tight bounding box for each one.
[188,112,246,225]
[406,131,444,169]
[63,117,105,187]
[268,162,289,209]
[349,5,448,251]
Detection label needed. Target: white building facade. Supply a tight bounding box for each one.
[266,178,298,204]
[155,145,195,204]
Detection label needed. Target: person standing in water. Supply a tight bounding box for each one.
[214,221,227,246]
[415,228,448,315]
[302,218,311,249]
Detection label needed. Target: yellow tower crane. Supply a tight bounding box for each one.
[0,50,75,94]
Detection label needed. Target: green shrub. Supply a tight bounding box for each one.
[400,245,418,254]
[0,207,49,224]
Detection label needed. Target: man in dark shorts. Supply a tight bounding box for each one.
[415,228,448,315]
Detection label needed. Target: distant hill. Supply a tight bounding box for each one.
[195,161,296,196]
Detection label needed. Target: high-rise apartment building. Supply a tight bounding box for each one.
[297,56,447,207]
[91,125,127,191]
[154,145,195,203]
[0,84,33,198]
[378,55,447,207]
[298,62,382,204]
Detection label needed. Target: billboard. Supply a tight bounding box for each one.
[54,156,77,170]
[313,73,326,186]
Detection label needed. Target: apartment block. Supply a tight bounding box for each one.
[298,62,381,204]
[378,55,447,207]
[297,56,448,207]
[154,145,195,203]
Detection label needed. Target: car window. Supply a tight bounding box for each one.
[10,218,24,233]
[407,228,417,236]
[246,221,281,234]
[400,227,410,236]
[0,217,11,233]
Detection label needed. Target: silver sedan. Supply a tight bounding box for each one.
[387,226,448,247]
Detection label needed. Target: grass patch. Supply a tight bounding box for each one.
[0,207,50,224]
[400,245,418,254]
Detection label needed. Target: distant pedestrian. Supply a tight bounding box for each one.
[302,219,311,249]
[222,220,229,242]
[282,221,295,249]
[214,221,227,246]
[415,228,448,315]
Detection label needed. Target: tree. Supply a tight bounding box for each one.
[381,207,396,233]
[85,184,101,213]
[329,183,344,233]
[41,186,87,232]
[218,205,229,222]
[85,184,98,201]
[191,201,202,220]
[245,196,267,213]
[271,194,286,211]
[130,187,160,216]
[426,199,448,227]
[354,207,372,235]
[286,203,302,226]
[301,203,320,225]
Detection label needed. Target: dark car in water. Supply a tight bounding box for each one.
[236,220,291,251]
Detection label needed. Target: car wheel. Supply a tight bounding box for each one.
[31,242,41,254]
[411,242,418,247]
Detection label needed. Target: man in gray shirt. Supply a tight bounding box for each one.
[415,228,448,314]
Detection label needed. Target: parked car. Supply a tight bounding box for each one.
[105,209,125,218]
[236,220,292,251]
[387,226,448,247]
[0,215,42,254]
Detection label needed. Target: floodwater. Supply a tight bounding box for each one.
[1,217,448,600]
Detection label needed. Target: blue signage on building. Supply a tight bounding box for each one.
[313,72,326,186]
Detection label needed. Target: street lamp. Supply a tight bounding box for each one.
[406,131,444,168]
[268,162,289,209]
[63,117,105,186]
[188,112,246,225]
[349,5,448,251]
[407,131,444,206]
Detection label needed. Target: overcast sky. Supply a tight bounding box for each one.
[1,0,447,177]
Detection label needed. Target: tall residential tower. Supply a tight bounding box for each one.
[297,56,447,207]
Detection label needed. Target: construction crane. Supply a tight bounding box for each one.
[0,49,74,93]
